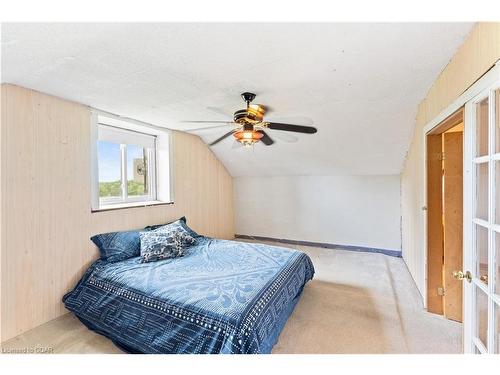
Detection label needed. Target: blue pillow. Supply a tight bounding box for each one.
[91,229,143,262]
[144,216,200,238]
[144,216,187,231]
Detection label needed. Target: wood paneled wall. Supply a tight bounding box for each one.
[0,84,234,342]
[401,22,500,299]
[418,23,500,125]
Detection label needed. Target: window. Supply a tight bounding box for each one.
[91,112,172,211]
[97,124,156,205]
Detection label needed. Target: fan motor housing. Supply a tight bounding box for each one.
[233,107,265,124]
[233,109,251,123]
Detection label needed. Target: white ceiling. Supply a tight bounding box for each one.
[1,23,473,177]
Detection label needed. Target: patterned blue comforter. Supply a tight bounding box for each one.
[63,237,314,354]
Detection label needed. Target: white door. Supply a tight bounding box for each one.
[463,83,500,354]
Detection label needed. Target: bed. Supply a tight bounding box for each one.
[63,236,314,354]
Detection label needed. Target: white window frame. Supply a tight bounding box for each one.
[90,110,173,211]
[98,124,157,206]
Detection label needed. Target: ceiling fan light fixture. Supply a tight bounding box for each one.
[233,130,263,146]
[184,92,317,148]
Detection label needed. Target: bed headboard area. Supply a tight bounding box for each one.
[0,84,235,342]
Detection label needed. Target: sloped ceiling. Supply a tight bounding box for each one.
[1,23,473,176]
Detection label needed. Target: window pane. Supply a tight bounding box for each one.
[496,303,500,353]
[476,286,488,350]
[127,144,149,197]
[98,141,122,199]
[476,225,488,284]
[476,97,489,157]
[476,163,489,221]
[496,161,500,225]
[497,231,500,296]
[495,90,500,153]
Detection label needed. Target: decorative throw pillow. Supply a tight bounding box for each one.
[140,229,196,263]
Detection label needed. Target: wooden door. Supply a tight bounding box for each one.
[427,134,444,314]
[443,131,463,322]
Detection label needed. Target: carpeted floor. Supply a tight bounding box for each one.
[1,240,462,354]
[270,241,462,353]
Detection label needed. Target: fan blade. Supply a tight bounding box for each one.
[267,122,317,134]
[184,124,232,132]
[257,130,274,146]
[267,129,298,143]
[209,130,235,146]
[266,116,314,126]
[180,121,234,124]
[206,106,233,117]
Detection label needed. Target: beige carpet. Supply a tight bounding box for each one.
[270,241,462,353]
[1,241,462,354]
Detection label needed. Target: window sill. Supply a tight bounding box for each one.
[91,200,173,213]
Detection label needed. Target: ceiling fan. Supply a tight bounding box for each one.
[182,92,317,147]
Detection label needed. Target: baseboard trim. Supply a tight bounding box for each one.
[234,234,402,258]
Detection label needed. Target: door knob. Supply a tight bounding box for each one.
[453,270,472,283]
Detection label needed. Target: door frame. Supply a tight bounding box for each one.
[422,60,500,312]
[422,61,500,353]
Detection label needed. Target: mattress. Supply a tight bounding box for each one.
[63,237,314,354]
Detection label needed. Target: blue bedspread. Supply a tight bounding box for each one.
[63,237,314,354]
